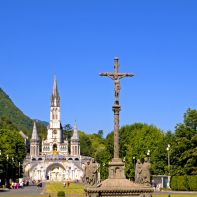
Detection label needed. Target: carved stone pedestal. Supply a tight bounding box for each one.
[85,178,153,197]
[108,158,125,179]
[85,159,153,197]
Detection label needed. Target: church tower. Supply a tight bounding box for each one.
[50,76,61,137]
[70,122,80,156]
[42,77,68,155]
[30,121,40,157]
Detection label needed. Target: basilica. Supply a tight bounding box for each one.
[23,78,90,181]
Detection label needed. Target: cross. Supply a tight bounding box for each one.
[100,57,134,105]
[100,57,134,160]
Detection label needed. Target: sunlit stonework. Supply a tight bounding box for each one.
[23,77,90,181]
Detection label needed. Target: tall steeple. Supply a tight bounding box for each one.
[51,76,60,107]
[30,121,40,157]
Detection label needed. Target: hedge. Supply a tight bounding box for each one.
[171,175,197,191]
[57,191,65,197]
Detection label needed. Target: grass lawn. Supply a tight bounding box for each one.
[44,182,197,197]
[44,181,85,196]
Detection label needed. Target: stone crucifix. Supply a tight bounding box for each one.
[100,57,134,159]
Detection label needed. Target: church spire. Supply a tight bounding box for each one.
[52,75,59,97]
[31,121,39,142]
[51,76,60,107]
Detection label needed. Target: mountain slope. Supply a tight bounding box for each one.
[0,88,46,136]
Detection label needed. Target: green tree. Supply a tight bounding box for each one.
[63,124,73,139]
[105,132,114,158]
[171,108,197,175]
[79,131,94,157]
[97,130,104,139]
[0,129,26,183]
[0,116,18,131]
[95,148,111,180]
[119,123,165,178]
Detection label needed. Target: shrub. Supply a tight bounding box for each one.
[171,175,197,191]
[188,175,197,191]
[57,191,65,197]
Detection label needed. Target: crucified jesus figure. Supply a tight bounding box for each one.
[107,74,129,104]
[100,57,134,105]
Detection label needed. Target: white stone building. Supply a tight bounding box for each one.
[23,78,90,181]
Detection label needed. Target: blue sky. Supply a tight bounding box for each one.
[0,0,197,135]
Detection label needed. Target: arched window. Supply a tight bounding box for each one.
[53,144,57,151]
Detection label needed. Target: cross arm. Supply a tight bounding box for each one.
[99,72,115,80]
[118,73,134,79]
[99,72,114,76]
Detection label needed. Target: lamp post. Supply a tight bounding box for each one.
[123,157,125,163]
[166,144,170,188]
[0,150,2,185]
[132,156,136,170]
[132,156,136,182]
[6,155,9,186]
[147,150,150,161]
[19,162,20,178]
[11,157,14,181]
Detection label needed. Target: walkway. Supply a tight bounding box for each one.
[0,184,45,196]
[154,191,197,195]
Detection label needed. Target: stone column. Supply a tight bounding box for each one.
[113,105,121,160]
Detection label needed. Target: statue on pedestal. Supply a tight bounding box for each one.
[142,157,151,186]
[84,158,99,187]
[135,159,142,184]
[89,158,99,186]
[134,157,151,186]
[84,160,91,185]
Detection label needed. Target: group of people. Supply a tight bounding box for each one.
[135,157,151,186]
[10,181,24,189]
[3,179,29,189]
[63,180,70,188]
[84,158,99,186]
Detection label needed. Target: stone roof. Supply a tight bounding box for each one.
[51,76,60,106]
[71,122,79,140]
[52,76,59,98]
[31,122,39,142]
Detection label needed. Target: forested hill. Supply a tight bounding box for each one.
[0,88,47,136]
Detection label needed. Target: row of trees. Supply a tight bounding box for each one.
[0,117,26,184]
[0,107,197,182]
[67,108,197,180]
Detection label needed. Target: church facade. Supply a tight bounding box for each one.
[23,78,90,181]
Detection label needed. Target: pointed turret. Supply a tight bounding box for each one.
[51,76,60,107]
[71,121,80,156]
[71,122,79,140]
[30,121,40,157]
[31,121,39,142]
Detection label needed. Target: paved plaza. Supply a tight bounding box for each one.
[0,184,44,196]
[1,183,197,197]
